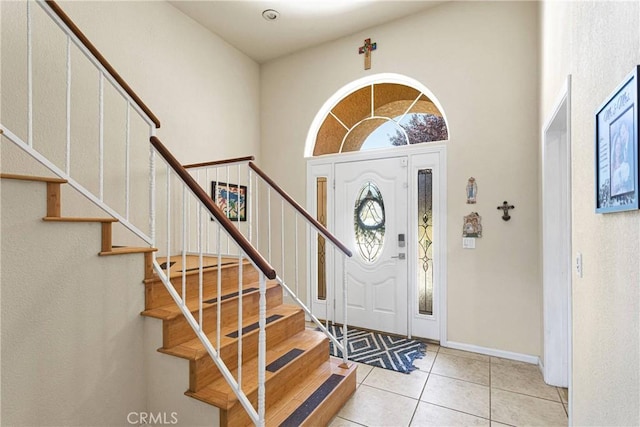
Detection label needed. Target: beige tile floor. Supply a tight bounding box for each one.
[330,343,568,427]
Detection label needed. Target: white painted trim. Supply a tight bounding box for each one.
[307,139,447,166]
[306,163,334,319]
[407,149,447,341]
[538,357,545,375]
[566,75,573,427]
[444,340,540,365]
[438,148,448,345]
[543,75,571,133]
[541,74,572,390]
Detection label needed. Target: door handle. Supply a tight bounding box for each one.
[391,253,406,260]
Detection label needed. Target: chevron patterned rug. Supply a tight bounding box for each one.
[324,325,427,374]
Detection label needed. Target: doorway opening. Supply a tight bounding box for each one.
[542,75,572,420]
[305,74,448,341]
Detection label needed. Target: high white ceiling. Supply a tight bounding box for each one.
[168,1,444,63]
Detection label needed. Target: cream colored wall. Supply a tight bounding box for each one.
[1,179,147,426]
[144,319,219,427]
[261,1,541,356]
[55,0,261,166]
[541,1,640,425]
[1,1,259,424]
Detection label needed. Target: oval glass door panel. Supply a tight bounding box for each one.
[354,181,385,263]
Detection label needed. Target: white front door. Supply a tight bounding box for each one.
[334,156,408,335]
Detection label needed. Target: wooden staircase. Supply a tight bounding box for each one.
[1,173,357,426]
[142,255,357,426]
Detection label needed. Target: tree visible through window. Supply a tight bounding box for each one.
[360,113,448,150]
[390,114,448,146]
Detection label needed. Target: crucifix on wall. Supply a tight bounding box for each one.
[358,38,377,70]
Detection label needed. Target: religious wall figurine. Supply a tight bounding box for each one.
[497,201,515,221]
[466,177,477,204]
[358,38,377,70]
[462,212,482,237]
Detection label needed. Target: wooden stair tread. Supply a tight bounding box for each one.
[100,246,158,256]
[43,216,118,223]
[159,304,302,360]
[141,280,280,320]
[186,329,328,409]
[266,357,357,426]
[146,255,253,283]
[0,173,67,184]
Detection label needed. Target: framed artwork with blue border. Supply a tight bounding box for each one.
[595,65,639,213]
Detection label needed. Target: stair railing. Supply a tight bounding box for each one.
[2,1,352,425]
[1,0,160,245]
[184,159,353,362]
[2,1,271,424]
[151,137,277,425]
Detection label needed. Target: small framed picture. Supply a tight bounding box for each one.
[211,181,247,221]
[595,65,639,213]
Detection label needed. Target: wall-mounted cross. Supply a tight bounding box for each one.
[497,201,515,221]
[358,38,377,70]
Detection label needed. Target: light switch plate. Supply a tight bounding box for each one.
[462,237,476,249]
[576,252,583,278]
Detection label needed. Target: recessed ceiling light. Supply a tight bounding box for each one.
[262,9,280,21]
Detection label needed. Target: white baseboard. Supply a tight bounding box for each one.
[442,340,540,365]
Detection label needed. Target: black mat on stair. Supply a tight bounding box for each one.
[279,374,345,427]
[159,261,176,269]
[226,314,283,338]
[203,287,258,305]
[266,348,304,373]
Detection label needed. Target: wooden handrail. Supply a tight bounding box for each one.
[150,137,276,280]
[248,162,353,257]
[184,156,255,170]
[45,0,161,129]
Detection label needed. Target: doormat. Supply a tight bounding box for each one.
[324,325,427,374]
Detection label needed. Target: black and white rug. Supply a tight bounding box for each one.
[324,325,427,374]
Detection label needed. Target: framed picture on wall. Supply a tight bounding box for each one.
[595,65,639,213]
[211,181,247,221]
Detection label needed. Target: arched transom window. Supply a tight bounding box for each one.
[313,83,448,156]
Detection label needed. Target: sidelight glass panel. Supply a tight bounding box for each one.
[354,181,385,263]
[418,169,433,315]
[316,177,327,300]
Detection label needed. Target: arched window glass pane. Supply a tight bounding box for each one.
[354,181,385,262]
[360,120,407,150]
[393,113,448,145]
[360,114,448,151]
